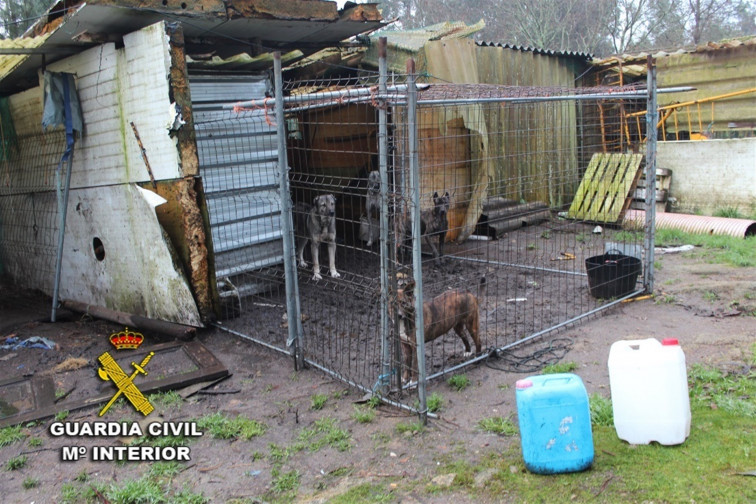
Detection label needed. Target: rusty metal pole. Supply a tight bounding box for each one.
[644,56,658,293]
[407,58,427,423]
[274,52,304,370]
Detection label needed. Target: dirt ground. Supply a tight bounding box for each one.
[0,248,754,503]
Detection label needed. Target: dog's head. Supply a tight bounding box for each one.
[432,191,450,220]
[313,194,336,218]
[367,171,380,195]
[395,279,416,322]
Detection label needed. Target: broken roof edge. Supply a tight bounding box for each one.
[592,35,756,68]
[476,41,593,61]
[370,19,486,53]
[23,0,362,38]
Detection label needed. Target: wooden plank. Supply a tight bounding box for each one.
[590,153,622,221]
[568,153,643,223]
[0,340,228,428]
[568,153,607,219]
[612,154,643,221]
[597,153,631,221]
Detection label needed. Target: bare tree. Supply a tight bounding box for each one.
[374,0,755,55]
[0,0,49,38]
[648,0,755,48]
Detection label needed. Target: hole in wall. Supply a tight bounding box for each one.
[93,237,105,261]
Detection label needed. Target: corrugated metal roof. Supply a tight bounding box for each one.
[0,0,384,94]
[0,35,49,83]
[476,41,593,60]
[371,20,486,52]
[592,35,756,68]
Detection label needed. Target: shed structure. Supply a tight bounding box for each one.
[0,0,384,325]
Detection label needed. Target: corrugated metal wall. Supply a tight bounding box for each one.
[475,44,581,205]
[657,47,756,133]
[190,74,282,297]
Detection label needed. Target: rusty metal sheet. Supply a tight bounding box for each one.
[0,340,228,428]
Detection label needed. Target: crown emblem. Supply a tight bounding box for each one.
[109,327,144,350]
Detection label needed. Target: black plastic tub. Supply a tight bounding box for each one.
[585,253,642,299]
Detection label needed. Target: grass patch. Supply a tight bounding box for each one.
[477,416,518,436]
[351,405,376,424]
[54,410,69,422]
[656,294,677,304]
[655,229,756,267]
[541,361,578,374]
[297,417,351,452]
[170,487,209,504]
[589,393,614,426]
[27,437,42,447]
[713,206,742,219]
[326,482,394,503]
[22,477,40,489]
[688,364,756,417]
[270,468,300,495]
[147,461,184,480]
[148,390,183,409]
[395,420,425,435]
[447,374,470,392]
[60,482,101,504]
[703,290,720,302]
[426,392,444,413]
[5,455,26,471]
[194,412,267,440]
[612,230,643,242]
[310,393,328,410]
[0,425,24,447]
[106,477,164,504]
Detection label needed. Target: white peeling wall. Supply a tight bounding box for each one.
[658,138,756,215]
[44,22,181,186]
[1,21,201,326]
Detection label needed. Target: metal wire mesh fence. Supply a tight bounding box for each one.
[209,59,655,415]
[0,130,68,298]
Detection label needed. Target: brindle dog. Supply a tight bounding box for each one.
[295,194,341,281]
[421,191,450,258]
[400,191,450,262]
[396,277,485,382]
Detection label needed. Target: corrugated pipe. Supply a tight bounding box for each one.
[624,209,756,238]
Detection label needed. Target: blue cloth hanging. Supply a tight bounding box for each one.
[42,72,83,164]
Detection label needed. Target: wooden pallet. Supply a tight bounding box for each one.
[567,153,644,223]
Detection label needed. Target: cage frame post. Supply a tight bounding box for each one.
[644,56,658,293]
[50,74,77,322]
[377,37,393,395]
[406,58,427,422]
[274,52,304,370]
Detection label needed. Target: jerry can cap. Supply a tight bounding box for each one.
[515,379,533,390]
[662,338,679,346]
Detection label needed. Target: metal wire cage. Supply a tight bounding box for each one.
[205,52,658,418]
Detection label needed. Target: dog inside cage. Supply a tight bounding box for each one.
[195,76,649,412]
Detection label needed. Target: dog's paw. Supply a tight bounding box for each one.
[463,351,473,358]
[329,270,341,279]
[366,240,373,247]
[298,259,308,268]
[312,272,323,281]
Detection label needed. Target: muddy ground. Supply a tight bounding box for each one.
[0,245,755,503]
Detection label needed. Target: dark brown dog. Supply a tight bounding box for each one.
[396,277,485,382]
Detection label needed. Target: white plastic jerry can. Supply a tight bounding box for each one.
[608,338,691,445]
